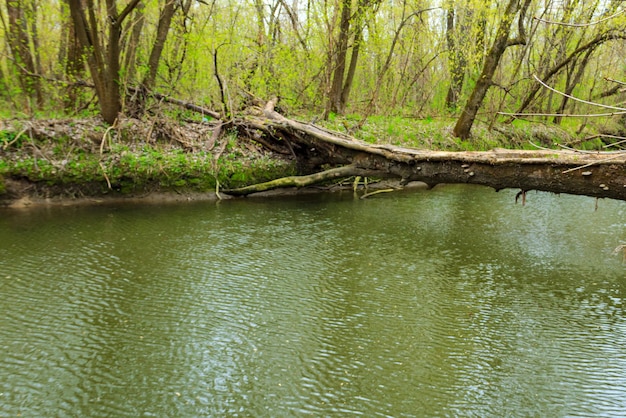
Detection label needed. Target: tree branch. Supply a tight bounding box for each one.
[507,0,532,47]
[499,110,626,118]
[118,0,143,25]
[533,74,626,111]
[533,8,626,27]
[224,164,381,196]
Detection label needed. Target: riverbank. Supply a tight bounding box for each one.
[0,114,616,208]
[0,116,300,208]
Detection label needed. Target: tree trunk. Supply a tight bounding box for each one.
[68,0,142,124]
[453,0,528,139]
[6,0,43,108]
[143,0,177,91]
[226,108,626,201]
[553,49,593,125]
[122,2,145,83]
[445,7,465,110]
[0,65,7,100]
[62,0,86,111]
[326,0,352,117]
[339,27,362,113]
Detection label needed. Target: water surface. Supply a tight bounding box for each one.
[1,185,625,417]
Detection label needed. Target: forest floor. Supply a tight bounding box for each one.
[0,112,622,208]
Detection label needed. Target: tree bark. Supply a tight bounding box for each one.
[143,0,177,91]
[62,0,86,111]
[6,0,43,107]
[445,5,468,110]
[553,48,593,125]
[326,0,352,117]
[453,0,530,139]
[68,0,142,124]
[226,108,626,201]
[122,2,145,83]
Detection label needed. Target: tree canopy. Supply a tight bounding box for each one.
[1,0,624,139]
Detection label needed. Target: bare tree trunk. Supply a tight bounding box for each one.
[68,0,141,124]
[143,0,177,91]
[62,0,86,111]
[339,0,375,113]
[0,65,7,100]
[445,7,466,110]
[453,0,531,139]
[553,48,593,125]
[122,2,145,83]
[326,0,351,117]
[339,29,361,113]
[6,0,43,108]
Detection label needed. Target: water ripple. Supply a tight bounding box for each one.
[1,191,625,417]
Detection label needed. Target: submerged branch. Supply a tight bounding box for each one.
[224,165,381,196]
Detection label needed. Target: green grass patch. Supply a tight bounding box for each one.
[2,140,297,196]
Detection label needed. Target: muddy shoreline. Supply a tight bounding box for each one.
[1,177,428,209]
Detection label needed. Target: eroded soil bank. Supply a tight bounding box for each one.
[0,116,297,208]
[2,115,625,208]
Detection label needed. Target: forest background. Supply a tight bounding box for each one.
[1,0,625,201]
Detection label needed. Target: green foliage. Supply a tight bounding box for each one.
[0,131,19,147]
[1,134,297,196]
[1,0,624,145]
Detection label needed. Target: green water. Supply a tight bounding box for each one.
[1,185,625,417]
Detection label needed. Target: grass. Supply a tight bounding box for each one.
[317,113,595,151]
[0,127,297,197]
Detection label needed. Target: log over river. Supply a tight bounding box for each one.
[1,186,625,416]
[225,109,626,201]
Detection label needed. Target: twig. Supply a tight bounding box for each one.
[360,189,395,199]
[533,74,626,111]
[214,45,229,118]
[498,110,626,118]
[126,86,221,120]
[528,140,555,151]
[604,139,626,149]
[3,126,28,149]
[99,162,112,189]
[581,133,626,142]
[605,77,626,87]
[562,153,625,174]
[100,124,116,155]
[206,122,222,151]
[556,142,626,154]
[534,9,626,27]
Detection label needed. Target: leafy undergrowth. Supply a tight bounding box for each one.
[0,117,296,199]
[318,113,624,151]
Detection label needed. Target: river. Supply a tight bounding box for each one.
[1,185,625,417]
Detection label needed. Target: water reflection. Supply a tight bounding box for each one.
[1,186,625,417]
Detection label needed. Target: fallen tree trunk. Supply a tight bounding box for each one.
[226,111,626,201]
